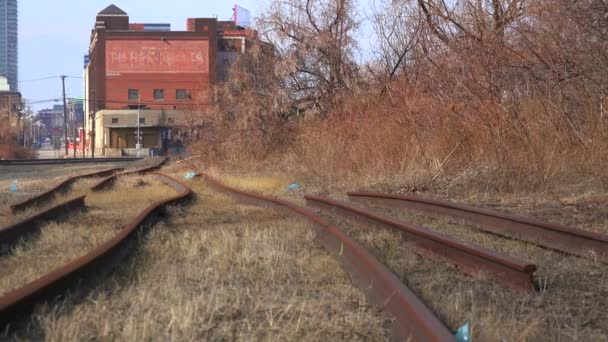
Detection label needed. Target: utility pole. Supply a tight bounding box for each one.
[91,90,96,159]
[71,100,76,158]
[83,81,87,158]
[61,75,68,157]
[7,93,11,141]
[137,94,141,157]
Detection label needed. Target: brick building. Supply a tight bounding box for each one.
[84,4,257,157]
[37,108,54,133]
[0,88,21,145]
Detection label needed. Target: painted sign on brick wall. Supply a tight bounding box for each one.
[106,40,209,73]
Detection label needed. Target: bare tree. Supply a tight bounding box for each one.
[371,0,422,87]
[258,0,359,116]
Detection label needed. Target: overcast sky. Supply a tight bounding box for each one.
[18,1,375,111]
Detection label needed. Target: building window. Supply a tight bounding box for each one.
[111,118,119,124]
[167,118,174,124]
[128,89,139,100]
[139,118,145,124]
[176,89,189,100]
[218,39,238,52]
[154,89,164,100]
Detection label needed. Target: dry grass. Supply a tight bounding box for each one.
[217,174,293,194]
[0,177,106,227]
[5,179,391,341]
[0,177,57,226]
[0,175,174,296]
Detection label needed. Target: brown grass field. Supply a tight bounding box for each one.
[4,177,390,341]
[197,169,608,341]
[0,160,605,341]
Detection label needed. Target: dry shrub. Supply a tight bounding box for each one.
[196,78,607,194]
[190,0,608,195]
[189,39,295,169]
[0,144,33,160]
[296,83,608,192]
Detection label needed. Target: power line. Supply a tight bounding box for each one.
[19,75,83,83]
[23,98,62,104]
[19,76,59,83]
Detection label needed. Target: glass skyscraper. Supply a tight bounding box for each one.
[0,0,17,91]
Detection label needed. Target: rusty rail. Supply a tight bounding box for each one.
[0,172,191,330]
[10,168,123,212]
[0,158,140,166]
[348,192,608,263]
[90,157,168,192]
[202,174,455,341]
[306,195,536,292]
[0,196,86,253]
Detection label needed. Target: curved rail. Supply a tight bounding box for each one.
[348,192,608,263]
[0,172,192,330]
[0,196,85,253]
[90,157,168,192]
[306,195,536,292]
[10,168,123,212]
[0,158,140,166]
[202,174,455,341]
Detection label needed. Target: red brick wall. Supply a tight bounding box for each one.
[103,37,211,109]
[128,23,145,31]
[105,73,209,109]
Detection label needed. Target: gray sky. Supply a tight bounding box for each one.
[18,1,375,111]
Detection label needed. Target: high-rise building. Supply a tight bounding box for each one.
[0,0,17,91]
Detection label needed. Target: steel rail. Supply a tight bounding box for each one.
[201,174,455,341]
[306,195,536,292]
[90,157,169,192]
[0,196,85,253]
[0,158,140,166]
[348,192,608,263]
[9,168,123,212]
[0,172,192,330]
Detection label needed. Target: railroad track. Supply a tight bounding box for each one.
[0,157,141,166]
[0,196,85,253]
[1,166,604,339]
[10,168,122,212]
[200,174,608,341]
[90,157,168,191]
[7,157,167,213]
[347,192,608,263]
[0,172,191,330]
[305,195,537,291]
[1,157,169,253]
[202,174,455,341]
